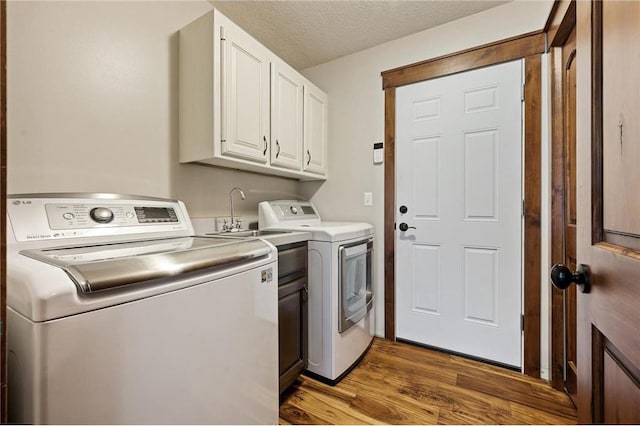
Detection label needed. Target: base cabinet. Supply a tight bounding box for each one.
[277,242,308,394]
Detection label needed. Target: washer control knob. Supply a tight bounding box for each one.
[62,212,75,220]
[290,206,299,215]
[90,207,114,224]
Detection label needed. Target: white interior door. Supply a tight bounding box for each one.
[395,60,523,368]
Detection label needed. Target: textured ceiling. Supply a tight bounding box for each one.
[209,1,510,70]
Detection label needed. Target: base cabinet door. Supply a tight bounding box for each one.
[277,242,308,394]
[278,277,307,393]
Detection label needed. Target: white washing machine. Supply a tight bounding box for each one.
[259,200,374,384]
[6,193,279,424]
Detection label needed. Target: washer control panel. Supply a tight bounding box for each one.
[45,204,179,229]
[8,194,190,242]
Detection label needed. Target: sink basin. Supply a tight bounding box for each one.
[205,230,289,238]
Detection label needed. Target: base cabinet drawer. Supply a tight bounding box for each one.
[277,242,308,394]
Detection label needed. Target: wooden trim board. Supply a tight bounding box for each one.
[1,0,7,420]
[382,32,545,89]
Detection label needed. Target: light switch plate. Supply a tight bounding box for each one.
[364,192,373,206]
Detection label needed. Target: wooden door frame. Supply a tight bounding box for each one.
[381,31,546,377]
[546,0,577,392]
[1,0,7,421]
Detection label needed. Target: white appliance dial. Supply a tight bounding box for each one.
[90,207,114,223]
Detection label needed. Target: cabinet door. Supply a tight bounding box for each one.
[271,61,304,171]
[220,23,270,163]
[303,84,328,175]
[278,277,307,394]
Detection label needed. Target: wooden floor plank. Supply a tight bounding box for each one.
[456,370,576,418]
[383,373,512,416]
[350,387,439,425]
[509,401,577,425]
[279,338,577,425]
[279,400,330,425]
[294,375,358,405]
[283,388,376,425]
[362,350,458,386]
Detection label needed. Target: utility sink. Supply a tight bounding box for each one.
[203,229,309,247]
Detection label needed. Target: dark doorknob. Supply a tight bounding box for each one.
[399,205,408,214]
[398,222,416,232]
[550,263,591,293]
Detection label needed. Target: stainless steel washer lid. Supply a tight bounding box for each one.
[20,236,271,293]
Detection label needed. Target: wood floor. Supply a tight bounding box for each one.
[279,338,577,424]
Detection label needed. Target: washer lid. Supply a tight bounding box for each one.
[20,236,271,293]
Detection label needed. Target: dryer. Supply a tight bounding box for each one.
[259,200,374,384]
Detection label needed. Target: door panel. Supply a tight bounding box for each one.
[302,85,327,175]
[221,24,270,163]
[601,1,640,249]
[412,244,440,314]
[271,61,303,171]
[576,1,640,423]
[396,60,523,367]
[463,130,498,220]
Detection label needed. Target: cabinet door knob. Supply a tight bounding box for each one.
[276,140,280,158]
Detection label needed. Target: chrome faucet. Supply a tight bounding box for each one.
[228,187,246,232]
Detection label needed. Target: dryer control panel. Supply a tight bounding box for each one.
[258,200,321,228]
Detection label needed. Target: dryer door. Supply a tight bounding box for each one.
[338,239,373,333]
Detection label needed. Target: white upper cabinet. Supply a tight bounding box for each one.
[178,9,327,181]
[303,83,328,176]
[270,60,304,172]
[220,22,271,164]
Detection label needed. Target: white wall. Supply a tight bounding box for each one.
[7,1,300,226]
[300,0,553,377]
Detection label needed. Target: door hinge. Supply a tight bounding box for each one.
[394,222,397,230]
[521,200,525,217]
[521,314,525,332]
[521,83,525,101]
